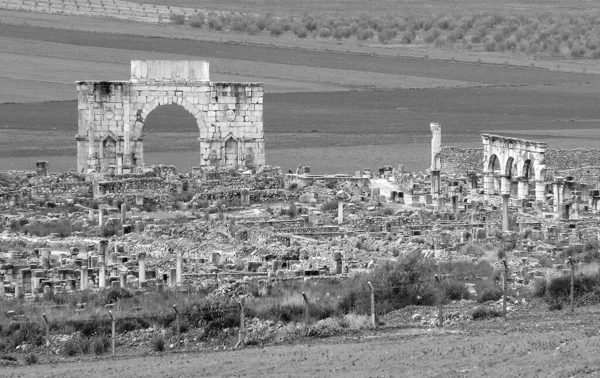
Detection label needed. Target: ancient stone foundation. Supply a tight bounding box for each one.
[76,60,265,174]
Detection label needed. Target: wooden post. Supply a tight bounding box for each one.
[238,297,245,349]
[569,256,575,312]
[42,313,50,350]
[435,275,443,328]
[502,258,508,317]
[109,310,115,357]
[302,292,309,324]
[367,281,376,327]
[173,305,180,350]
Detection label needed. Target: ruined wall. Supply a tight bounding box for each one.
[545,149,600,181]
[76,60,265,173]
[440,147,483,177]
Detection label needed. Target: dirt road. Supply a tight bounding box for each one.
[4,315,600,378]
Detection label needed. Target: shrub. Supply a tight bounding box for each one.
[284,203,297,218]
[152,336,165,352]
[478,289,503,303]
[318,27,332,38]
[270,25,283,37]
[208,17,223,31]
[546,274,600,301]
[378,28,397,44]
[189,15,204,28]
[570,42,586,57]
[321,200,339,211]
[294,26,308,38]
[356,28,374,41]
[63,338,80,356]
[472,306,501,320]
[533,278,546,297]
[548,302,563,311]
[93,336,109,355]
[246,24,261,35]
[444,281,467,301]
[24,353,38,365]
[169,13,185,25]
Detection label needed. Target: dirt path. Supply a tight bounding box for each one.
[4,321,600,378]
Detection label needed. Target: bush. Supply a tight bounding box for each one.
[24,353,37,365]
[378,28,397,44]
[152,336,165,352]
[270,25,283,37]
[63,338,80,356]
[356,28,374,41]
[472,306,501,320]
[478,289,503,303]
[93,336,109,355]
[533,278,546,297]
[444,281,467,301]
[321,200,339,211]
[169,13,185,25]
[318,27,332,38]
[548,302,563,311]
[294,26,308,38]
[546,274,600,301]
[284,203,297,218]
[189,15,204,28]
[570,42,586,57]
[208,17,223,31]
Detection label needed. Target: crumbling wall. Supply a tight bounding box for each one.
[546,149,600,181]
[440,147,483,176]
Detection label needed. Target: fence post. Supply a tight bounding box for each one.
[302,292,309,324]
[435,275,443,328]
[502,258,508,317]
[109,310,115,357]
[569,256,575,313]
[173,305,180,350]
[367,281,376,327]
[42,313,50,351]
[238,297,245,349]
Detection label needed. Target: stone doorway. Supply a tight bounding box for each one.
[224,137,238,167]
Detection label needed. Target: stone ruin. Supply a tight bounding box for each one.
[76,60,265,174]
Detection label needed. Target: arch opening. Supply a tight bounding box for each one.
[138,104,200,171]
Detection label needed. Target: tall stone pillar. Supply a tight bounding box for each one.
[121,203,127,224]
[431,170,441,199]
[170,267,177,287]
[80,266,88,290]
[99,210,105,228]
[484,173,495,200]
[123,95,131,166]
[553,182,561,214]
[117,153,123,174]
[176,249,183,285]
[430,123,442,199]
[517,179,529,200]
[500,176,511,195]
[86,95,97,172]
[138,253,146,285]
[573,195,580,219]
[337,202,344,225]
[98,261,106,288]
[535,181,546,203]
[120,272,127,288]
[502,193,510,232]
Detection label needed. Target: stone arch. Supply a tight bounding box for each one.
[133,98,206,167]
[488,154,501,172]
[505,157,515,177]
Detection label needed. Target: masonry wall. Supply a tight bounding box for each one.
[76,61,265,174]
[440,147,484,177]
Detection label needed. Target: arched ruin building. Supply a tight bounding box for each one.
[481,134,547,202]
[75,60,265,173]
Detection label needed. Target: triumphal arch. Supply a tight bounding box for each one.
[481,133,547,202]
[76,60,265,173]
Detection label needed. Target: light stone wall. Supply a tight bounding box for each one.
[76,60,264,173]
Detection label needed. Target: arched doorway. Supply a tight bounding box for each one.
[224,137,239,167]
[139,104,200,171]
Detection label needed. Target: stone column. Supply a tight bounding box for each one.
[121,203,126,224]
[430,170,441,199]
[120,272,127,288]
[98,239,108,288]
[99,209,105,228]
[0,276,4,297]
[553,183,560,214]
[469,173,478,195]
[176,249,183,285]
[170,267,177,287]
[123,96,131,166]
[138,253,146,285]
[534,181,545,204]
[117,153,123,174]
[337,202,344,225]
[87,95,96,172]
[500,176,511,196]
[517,179,529,199]
[502,193,510,232]
[573,195,580,219]
[80,266,88,290]
[484,173,494,200]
